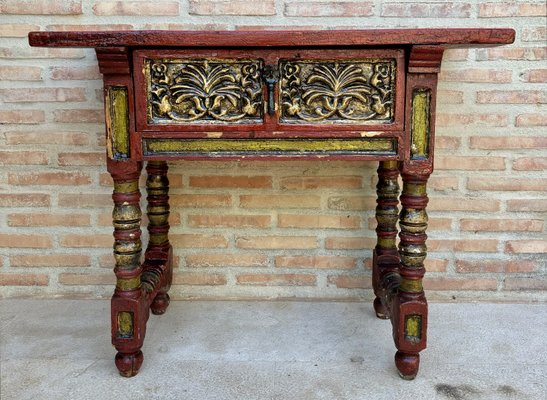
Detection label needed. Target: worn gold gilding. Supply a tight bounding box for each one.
[410,88,431,160]
[404,182,427,197]
[144,138,395,155]
[106,87,130,160]
[113,181,139,193]
[400,278,423,293]
[378,236,397,248]
[117,311,134,338]
[116,276,141,291]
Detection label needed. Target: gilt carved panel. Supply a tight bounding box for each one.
[145,58,264,124]
[279,59,396,124]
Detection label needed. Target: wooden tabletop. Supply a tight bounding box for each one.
[29,28,515,48]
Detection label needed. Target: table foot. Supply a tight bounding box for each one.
[373,297,390,319]
[395,351,419,380]
[151,292,170,315]
[115,350,144,378]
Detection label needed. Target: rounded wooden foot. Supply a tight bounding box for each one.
[373,297,390,319]
[395,351,419,380]
[115,350,143,377]
[150,292,170,315]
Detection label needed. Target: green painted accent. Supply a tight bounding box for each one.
[108,87,130,160]
[404,314,422,343]
[117,311,134,338]
[143,138,396,156]
[410,89,431,160]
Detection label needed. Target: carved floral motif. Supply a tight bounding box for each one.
[280,60,396,123]
[147,59,263,123]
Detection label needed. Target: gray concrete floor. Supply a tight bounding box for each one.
[0,300,545,400]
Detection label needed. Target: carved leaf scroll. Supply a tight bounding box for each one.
[280,59,396,124]
[147,59,263,124]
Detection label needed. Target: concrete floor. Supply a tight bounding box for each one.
[0,300,545,400]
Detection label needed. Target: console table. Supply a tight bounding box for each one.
[29,29,514,379]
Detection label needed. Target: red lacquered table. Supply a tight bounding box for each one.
[29,29,515,379]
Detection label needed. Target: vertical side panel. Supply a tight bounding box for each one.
[410,88,431,160]
[106,86,130,160]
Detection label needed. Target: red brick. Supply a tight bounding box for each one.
[505,240,547,254]
[11,254,90,268]
[47,24,133,32]
[424,278,497,291]
[0,110,45,124]
[188,214,271,228]
[506,199,547,212]
[0,234,52,248]
[0,47,84,59]
[9,171,91,186]
[456,259,536,273]
[435,156,505,170]
[8,213,90,227]
[437,90,464,104]
[236,236,317,249]
[425,259,448,272]
[190,175,272,189]
[522,26,547,42]
[437,113,507,127]
[428,239,498,253]
[325,237,376,250]
[190,0,275,15]
[173,273,227,286]
[479,2,546,17]
[275,255,356,270]
[382,2,471,17]
[58,152,103,166]
[0,194,50,207]
[513,157,547,171]
[278,214,360,229]
[4,131,89,146]
[328,196,376,211]
[280,176,362,190]
[476,90,547,104]
[50,66,101,80]
[59,273,113,285]
[0,88,86,103]
[428,197,500,212]
[170,234,228,248]
[470,136,547,149]
[170,194,231,208]
[236,25,322,31]
[515,113,547,127]
[0,274,49,286]
[429,175,459,191]
[327,275,371,289]
[58,193,110,208]
[504,278,547,291]
[439,69,512,83]
[520,69,547,83]
[144,23,229,30]
[460,218,543,232]
[237,273,316,286]
[0,66,42,81]
[0,151,48,165]
[240,194,320,209]
[285,1,372,17]
[53,109,103,123]
[468,177,547,192]
[0,0,82,14]
[185,253,268,268]
[443,49,469,61]
[60,234,112,248]
[476,47,545,61]
[93,1,179,16]
[0,24,40,38]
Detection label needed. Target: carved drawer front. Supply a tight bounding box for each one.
[145,58,263,125]
[279,59,396,125]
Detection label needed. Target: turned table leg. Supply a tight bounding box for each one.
[392,173,429,380]
[109,161,149,377]
[372,160,401,319]
[142,161,173,315]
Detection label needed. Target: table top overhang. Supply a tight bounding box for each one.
[29,28,515,48]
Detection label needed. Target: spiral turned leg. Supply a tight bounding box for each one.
[110,161,148,377]
[372,161,401,319]
[392,173,429,380]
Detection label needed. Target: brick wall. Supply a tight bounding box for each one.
[0,0,545,301]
